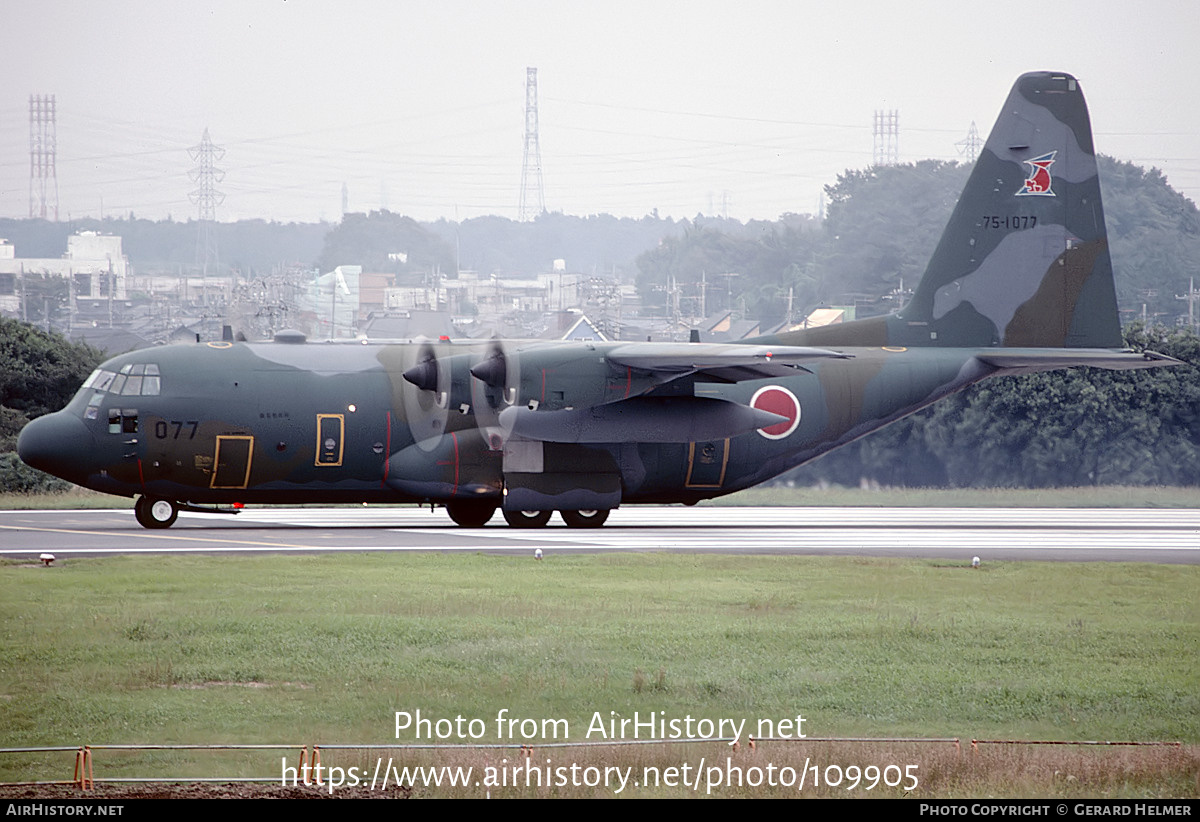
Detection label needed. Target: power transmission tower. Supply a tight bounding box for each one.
[519,67,545,221]
[872,109,899,166]
[956,121,982,163]
[29,94,58,220]
[188,128,225,275]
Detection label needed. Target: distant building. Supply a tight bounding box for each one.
[362,309,455,340]
[803,307,855,328]
[0,232,129,305]
[297,265,361,338]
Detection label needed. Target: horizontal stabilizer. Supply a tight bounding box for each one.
[975,349,1182,374]
[499,396,787,443]
[607,343,850,382]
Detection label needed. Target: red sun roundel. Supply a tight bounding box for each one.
[750,385,801,440]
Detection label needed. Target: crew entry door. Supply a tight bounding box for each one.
[211,435,254,489]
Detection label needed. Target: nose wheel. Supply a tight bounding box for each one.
[134,496,179,529]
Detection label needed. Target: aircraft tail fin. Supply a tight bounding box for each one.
[771,71,1124,350]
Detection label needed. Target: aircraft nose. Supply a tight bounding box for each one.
[17,412,96,485]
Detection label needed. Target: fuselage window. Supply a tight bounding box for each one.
[108,410,120,434]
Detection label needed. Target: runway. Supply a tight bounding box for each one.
[0,506,1197,564]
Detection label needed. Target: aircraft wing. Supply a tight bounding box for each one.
[974,349,1182,375]
[606,343,851,382]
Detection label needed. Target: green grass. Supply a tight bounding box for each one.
[0,488,134,510]
[1,552,1195,794]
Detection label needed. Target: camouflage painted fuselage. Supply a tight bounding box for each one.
[31,337,996,509]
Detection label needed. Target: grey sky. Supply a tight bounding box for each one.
[2,0,1197,224]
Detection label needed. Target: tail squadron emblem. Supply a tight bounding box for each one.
[1016,151,1056,196]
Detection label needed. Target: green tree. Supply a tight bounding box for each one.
[0,318,101,492]
[317,210,455,275]
[820,161,969,310]
[1099,157,1200,324]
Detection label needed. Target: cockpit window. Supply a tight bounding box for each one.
[81,364,161,417]
[89,370,118,392]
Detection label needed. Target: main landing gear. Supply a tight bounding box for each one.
[444,501,611,528]
[559,509,609,528]
[502,509,554,528]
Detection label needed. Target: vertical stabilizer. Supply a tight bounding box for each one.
[896,71,1121,348]
[766,72,1123,350]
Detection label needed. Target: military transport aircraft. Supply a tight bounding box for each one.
[17,71,1179,529]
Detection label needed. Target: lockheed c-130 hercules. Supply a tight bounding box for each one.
[17,71,1180,529]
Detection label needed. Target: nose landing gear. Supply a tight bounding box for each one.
[134,496,179,529]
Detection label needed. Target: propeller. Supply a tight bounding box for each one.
[399,343,451,453]
[470,342,520,451]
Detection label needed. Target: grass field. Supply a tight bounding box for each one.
[1,551,1196,797]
